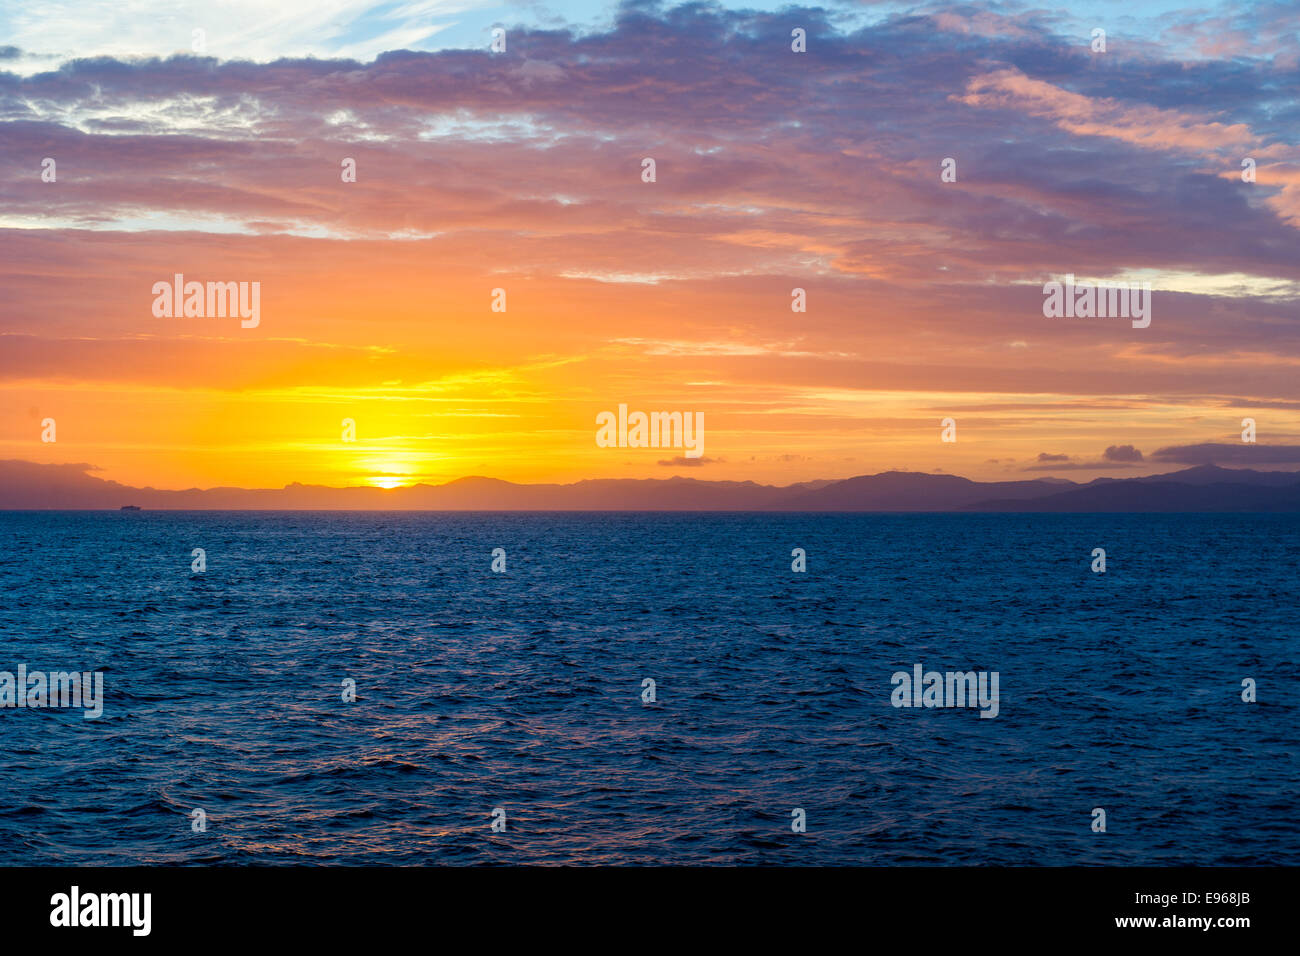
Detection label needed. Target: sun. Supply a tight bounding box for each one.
[358,454,428,490]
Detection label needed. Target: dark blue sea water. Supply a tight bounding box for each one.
[0,511,1296,865]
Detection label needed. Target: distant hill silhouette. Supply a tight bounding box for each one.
[781,472,1070,510]
[2,459,1298,511]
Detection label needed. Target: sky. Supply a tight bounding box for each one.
[2,0,1299,491]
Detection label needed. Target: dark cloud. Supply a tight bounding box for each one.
[1104,444,1144,462]
[1,2,1298,410]
[0,4,1297,287]
[1150,443,1300,464]
[1023,449,1146,471]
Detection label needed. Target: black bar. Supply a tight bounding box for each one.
[0,866,1283,942]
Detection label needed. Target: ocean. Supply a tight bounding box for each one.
[0,511,1296,865]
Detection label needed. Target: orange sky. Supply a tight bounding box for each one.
[4,5,1300,491]
[5,230,1295,489]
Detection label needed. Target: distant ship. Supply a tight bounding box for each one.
[119,505,142,511]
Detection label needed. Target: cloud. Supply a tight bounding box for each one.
[658,456,721,467]
[3,2,1300,490]
[0,1,483,72]
[1104,444,1144,462]
[1025,446,1143,470]
[1023,446,1146,471]
[1150,443,1300,464]
[957,68,1257,154]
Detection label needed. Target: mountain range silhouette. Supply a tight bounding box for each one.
[4,460,1300,511]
